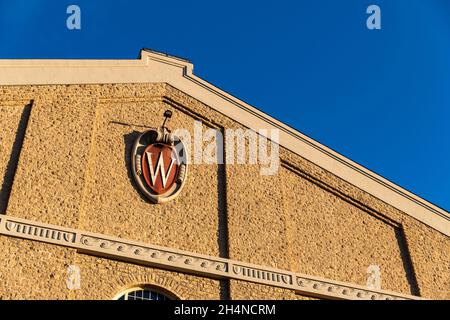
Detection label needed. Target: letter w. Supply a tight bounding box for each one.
[146,152,175,188]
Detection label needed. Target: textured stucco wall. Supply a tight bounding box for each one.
[0,100,30,214]
[0,83,448,299]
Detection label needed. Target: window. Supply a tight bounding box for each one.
[115,286,172,300]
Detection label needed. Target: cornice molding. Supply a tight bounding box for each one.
[0,50,448,237]
[0,215,422,300]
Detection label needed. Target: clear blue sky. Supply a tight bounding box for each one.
[1,0,449,212]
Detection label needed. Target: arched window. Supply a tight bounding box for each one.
[115,286,174,300]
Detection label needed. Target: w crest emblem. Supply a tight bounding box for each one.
[131,122,188,204]
[142,144,178,194]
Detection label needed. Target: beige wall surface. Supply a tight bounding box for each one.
[0,83,448,300]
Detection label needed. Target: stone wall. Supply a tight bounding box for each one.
[0,83,448,299]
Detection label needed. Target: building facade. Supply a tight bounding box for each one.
[0,49,448,300]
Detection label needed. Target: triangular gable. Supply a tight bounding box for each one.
[0,48,448,236]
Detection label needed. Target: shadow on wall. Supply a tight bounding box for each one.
[395,227,421,296]
[123,130,150,203]
[0,101,33,214]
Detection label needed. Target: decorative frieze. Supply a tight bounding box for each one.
[232,264,292,286]
[0,216,422,300]
[1,218,76,244]
[79,234,228,275]
[295,276,403,300]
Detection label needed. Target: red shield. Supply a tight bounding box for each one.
[141,144,179,195]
